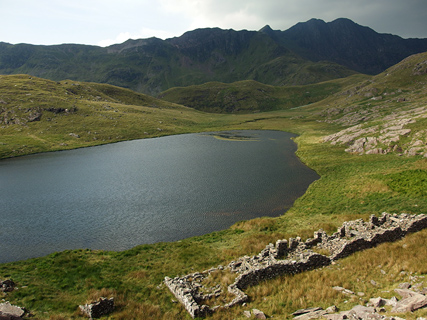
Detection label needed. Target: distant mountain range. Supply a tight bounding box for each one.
[1,18,427,95]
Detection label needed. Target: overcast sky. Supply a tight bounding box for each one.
[2,0,427,47]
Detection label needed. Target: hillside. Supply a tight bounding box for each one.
[1,53,427,320]
[0,75,239,159]
[2,18,427,94]
[313,52,427,157]
[158,76,368,113]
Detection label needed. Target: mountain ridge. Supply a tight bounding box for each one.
[1,18,427,94]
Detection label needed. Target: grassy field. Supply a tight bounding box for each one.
[1,53,427,319]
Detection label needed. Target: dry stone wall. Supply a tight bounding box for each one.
[165,213,427,318]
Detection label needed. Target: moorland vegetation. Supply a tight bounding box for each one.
[1,38,427,320]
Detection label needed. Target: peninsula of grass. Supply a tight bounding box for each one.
[1,52,427,320]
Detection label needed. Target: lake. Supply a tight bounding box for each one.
[0,130,318,263]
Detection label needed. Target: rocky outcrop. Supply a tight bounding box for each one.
[322,106,427,157]
[165,213,427,318]
[79,297,114,319]
[292,286,427,320]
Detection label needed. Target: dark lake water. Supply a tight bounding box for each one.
[0,130,318,263]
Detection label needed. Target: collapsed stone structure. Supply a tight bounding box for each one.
[79,297,114,319]
[165,213,427,318]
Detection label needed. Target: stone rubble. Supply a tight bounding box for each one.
[79,297,114,319]
[165,213,427,318]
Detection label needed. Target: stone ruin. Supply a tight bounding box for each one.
[79,297,114,319]
[164,212,427,318]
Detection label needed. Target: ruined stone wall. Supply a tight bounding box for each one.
[165,213,427,319]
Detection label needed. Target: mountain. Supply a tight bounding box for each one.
[267,18,427,75]
[1,18,427,94]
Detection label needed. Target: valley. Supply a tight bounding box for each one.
[1,19,427,319]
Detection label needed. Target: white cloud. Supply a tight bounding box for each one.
[2,0,427,45]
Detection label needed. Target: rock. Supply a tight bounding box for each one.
[392,293,427,313]
[293,309,327,320]
[0,302,25,318]
[398,282,412,289]
[252,309,267,319]
[324,315,345,320]
[243,310,251,318]
[344,305,382,320]
[325,305,338,314]
[0,315,24,320]
[69,133,80,138]
[385,296,398,307]
[332,286,354,295]
[292,307,323,316]
[27,112,42,122]
[0,280,15,293]
[394,288,420,299]
[79,297,114,319]
[367,297,386,307]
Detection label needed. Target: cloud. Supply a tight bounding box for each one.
[158,0,427,38]
[2,0,427,46]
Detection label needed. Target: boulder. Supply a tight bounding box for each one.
[0,302,25,318]
[392,293,427,313]
[394,288,420,299]
[252,309,267,319]
[367,297,386,308]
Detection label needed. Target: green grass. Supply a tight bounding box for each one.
[158,76,366,113]
[383,169,427,198]
[1,52,427,319]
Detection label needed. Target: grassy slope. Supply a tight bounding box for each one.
[1,53,427,320]
[0,75,244,159]
[157,76,368,113]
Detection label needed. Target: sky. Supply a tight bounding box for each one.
[1,0,427,47]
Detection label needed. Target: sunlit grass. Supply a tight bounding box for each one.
[1,60,427,319]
